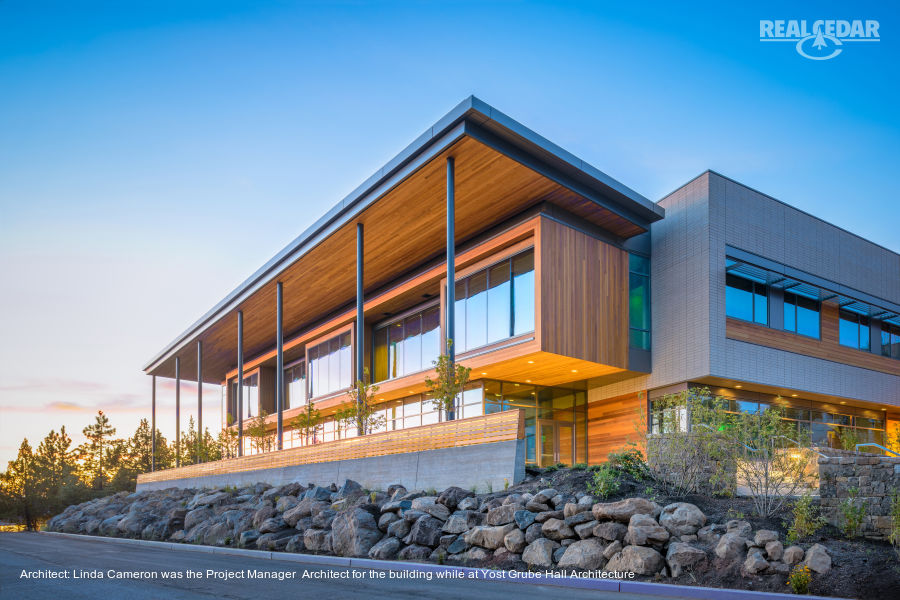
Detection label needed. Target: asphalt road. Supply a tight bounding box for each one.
[0,532,685,600]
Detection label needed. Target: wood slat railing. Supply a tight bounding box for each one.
[137,409,524,484]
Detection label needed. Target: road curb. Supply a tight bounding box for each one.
[39,531,841,600]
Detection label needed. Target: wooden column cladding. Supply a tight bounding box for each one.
[258,367,277,415]
[538,217,629,369]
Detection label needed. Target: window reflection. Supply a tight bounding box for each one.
[308,332,352,397]
[373,304,440,383]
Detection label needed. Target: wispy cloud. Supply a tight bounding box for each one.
[0,379,109,393]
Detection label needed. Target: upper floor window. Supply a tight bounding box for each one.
[308,331,352,398]
[230,372,259,419]
[283,360,307,409]
[726,273,767,325]
[881,322,900,359]
[783,292,820,338]
[629,254,650,350]
[839,309,870,351]
[373,304,441,383]
[454,249,534,354]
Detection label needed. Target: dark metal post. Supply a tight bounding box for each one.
[175,357,181,468]
[356,222,365,435]
[151,376,156,472]
[237,310,244,457]
[197,341,203,462]
[276,282,284,450]
[446,156,456,420]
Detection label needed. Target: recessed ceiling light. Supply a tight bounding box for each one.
[735,385,742,389]
[527,360,535,364]
[571,369,578,373]
[481,372,487,375]
[791,394,798,397]
[840,401,846,405]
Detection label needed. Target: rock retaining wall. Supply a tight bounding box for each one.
[818,449,900,540]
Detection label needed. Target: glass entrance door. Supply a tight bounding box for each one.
[537,419,575,467]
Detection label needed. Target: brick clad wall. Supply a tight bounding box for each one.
[818,449,900,540]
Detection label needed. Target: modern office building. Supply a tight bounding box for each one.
[137,97,900,491]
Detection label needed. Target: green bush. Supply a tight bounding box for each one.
[838,487,866,538]
[608,445,649,480]
[786,492,826,545]
[787,564,811,594]
[587,464,620,499]
[571,463,588,471]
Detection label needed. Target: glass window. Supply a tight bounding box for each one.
[455,250,535,353]
[487,262,512,343]
[284,360,307,409]
[629,254,650,350]
[512,252,535,336]
[784,292,820,338]
[308,332,352,397]
[839,309,870,351]
[229,373,259,419]
[881,322,900,359]
[373,303,441,383]
[726,273,767,324]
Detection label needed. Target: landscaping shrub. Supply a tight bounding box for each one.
[587,463,620,499]
[889,490,900,559]
[607,445,649,480]
[786,492,826,545]
[787,564,812,595]
[838,487,866,538]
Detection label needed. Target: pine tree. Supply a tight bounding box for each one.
[0,440,38,530]
[80,411,116,490]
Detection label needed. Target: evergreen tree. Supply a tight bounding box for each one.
[0,440,38,530]
[80,411,116,490]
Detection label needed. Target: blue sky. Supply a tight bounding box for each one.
[0,1,897,463]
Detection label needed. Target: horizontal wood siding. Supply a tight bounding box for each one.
[138,409,524,484]
[539,218,629,369]
[726,302,900,376]
[587,391,646,464]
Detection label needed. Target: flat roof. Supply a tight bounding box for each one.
[144,96,665,374]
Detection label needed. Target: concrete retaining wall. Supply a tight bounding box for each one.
[136,439,525,493]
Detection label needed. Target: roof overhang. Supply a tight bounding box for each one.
[144,96,665,382]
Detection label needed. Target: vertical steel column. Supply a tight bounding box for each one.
[446,156,456,364]
[446,157,456,420]
[237,310,244,457]
[175,357,181,468]
[276,282,284,450]
[151,376,156,472]
[356,223,365,435]
[197,340,203,462]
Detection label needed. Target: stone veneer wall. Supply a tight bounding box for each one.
[818,449,900,540]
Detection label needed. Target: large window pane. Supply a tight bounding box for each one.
[389,322,404,379]
[512,252,535,336]
[839,310,869,350]
[403,315,422,375]
[284,361,307,410]
[373,328,388,383]
[421,306,441,366]
[487,262,511,343]
[466,271,487,350]
[339,332,352,387]
[309,332,352,397]
[454,280,467,352]
[726,274,754,321]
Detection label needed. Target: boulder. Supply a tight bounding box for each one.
[303,486,333,501]
[378,512,399,531]
[486,504,522,526]
[532,489,557,505]
[98,515,123,536]
[697,524,724,545]
[238,529,260,548]
[504,528,526,553]
[557,539,606,570]
[803,544,831,574]
[564,512,595,527]
[256,529,295,551]
[275,496,299,513]
[526,501,550,513]
[743,549,769,575]
[593,521,628,542]
[603,540,623,560]
[606,545,664,575]
[574,520,598,539]
[387,484,407,499]
[534,510,564,523]
[783,545,804,565]
[624,513,670,548]
[387,518,411,539]
[464,523,516,550]
[258,516,287,534]
[514,510,536,530]
[522,538,560,568]
[303,529,332,553]
[447,537,469,554]
[437,487,474,511]
[659,503,706,537]
[331,508,382,557]
[283,499,327,526]
[285,534,306,553]
[541,518,575,541]
[187,491,232,510]
[754,530,778,546]
[457,496,479,511]
[368,537,402,560]
[714,533,747,561]
[563,502,591,518]
[336,479,363,498]
[524,523,543,544]
[184,507,214,532]
[397,544,432,561]
[380,500,412,513]
[404,516,444,548]
[592,498,661,523]
[442,511,479,534]
[725,520,752,538]
[765,541,783,561]
[312,509,336,529]
[252,506,277,530]
[461,547,490,562]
